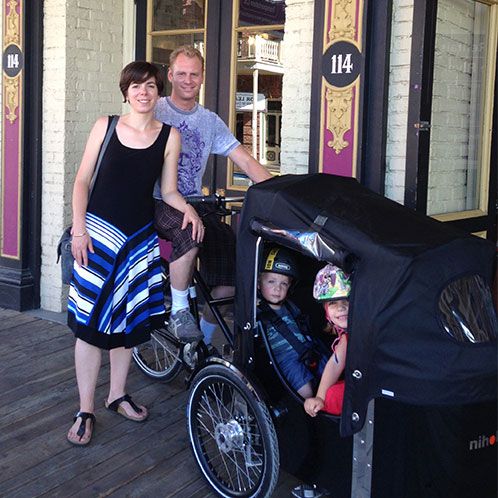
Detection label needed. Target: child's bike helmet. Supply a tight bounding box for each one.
[313,263,351,302]
[261,245,299,280]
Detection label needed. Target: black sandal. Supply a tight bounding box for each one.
[105,394,148,422]
[67,411,95,446]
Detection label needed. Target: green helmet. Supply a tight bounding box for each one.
[313,264,351,302]
[260,245,299,280]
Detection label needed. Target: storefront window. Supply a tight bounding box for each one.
[148,0,206,99]
[152,0,205,31]
[427,0,493,217]
[229,1,285,189]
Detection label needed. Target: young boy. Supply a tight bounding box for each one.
[257,246,328,398]
[304,263,351,417]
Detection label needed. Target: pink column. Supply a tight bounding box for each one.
[1,0,23,259]
[318,0,365,179]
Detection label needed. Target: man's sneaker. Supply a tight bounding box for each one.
[167,309,203,342]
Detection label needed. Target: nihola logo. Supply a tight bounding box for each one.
[469,432,497,451]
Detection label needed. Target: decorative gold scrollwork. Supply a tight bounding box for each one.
[325,86,353,154]
[5,76,19,124]
[329,0,357,42]
[5,0,20,47]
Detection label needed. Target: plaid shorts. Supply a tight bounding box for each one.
[154,200,236,287]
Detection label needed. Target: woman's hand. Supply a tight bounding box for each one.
[181,204,205,243]
[304,396,324,417]
[71,231,94,267]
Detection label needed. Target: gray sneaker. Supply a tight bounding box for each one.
[291,484,327,498]
[167,309,203,342]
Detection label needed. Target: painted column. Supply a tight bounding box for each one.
[0,0,34,310]
[318,0,365,178]
[1,0,22,259]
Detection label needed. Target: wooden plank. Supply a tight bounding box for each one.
[5,385,190,496]
[0,308,305,497]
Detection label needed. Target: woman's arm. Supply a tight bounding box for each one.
[304,334,347,417]
[71,116,108,267]
[160,127,204,242]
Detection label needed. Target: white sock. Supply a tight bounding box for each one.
[171,286,189,314]
[200,317,217,345]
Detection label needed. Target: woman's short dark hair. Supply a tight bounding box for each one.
[119,61,164,102]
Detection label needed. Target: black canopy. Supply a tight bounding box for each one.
[235,174,497,436]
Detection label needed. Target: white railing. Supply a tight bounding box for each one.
[238,35,281,64]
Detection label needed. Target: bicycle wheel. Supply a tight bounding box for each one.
[187,364,279,498]
[133,328,182,381]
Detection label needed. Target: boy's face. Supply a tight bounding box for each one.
[258,272,291,308]
[324,299,349,329]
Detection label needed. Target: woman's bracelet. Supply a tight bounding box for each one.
[72,231,87,238]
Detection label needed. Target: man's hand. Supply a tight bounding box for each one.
[182,204,205,242]
[304,396,325,417]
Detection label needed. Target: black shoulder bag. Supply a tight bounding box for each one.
[57,115,119,284]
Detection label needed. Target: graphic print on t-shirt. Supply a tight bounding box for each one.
[177,121,205,196]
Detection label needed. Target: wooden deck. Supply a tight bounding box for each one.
[0,307,301,497]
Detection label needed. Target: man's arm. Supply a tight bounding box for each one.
[228,144,273,184]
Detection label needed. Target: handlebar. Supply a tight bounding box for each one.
[186,193,245,217]
[186,193,245,206]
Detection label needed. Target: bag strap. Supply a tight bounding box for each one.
[88,115,119,201]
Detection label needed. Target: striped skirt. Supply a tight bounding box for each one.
[67,212,165,350]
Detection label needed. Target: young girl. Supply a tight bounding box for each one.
[304,264,351,417]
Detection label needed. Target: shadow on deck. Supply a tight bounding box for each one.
[0,308,301,497]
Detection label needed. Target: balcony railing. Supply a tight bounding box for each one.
[238,35,282,64]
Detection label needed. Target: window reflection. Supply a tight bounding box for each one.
[239,0,285,26]
[428,0,488,215]
[232,29,284,187]
[152,0,205,31]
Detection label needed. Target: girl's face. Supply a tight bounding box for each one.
[125,76,159,112]
[324,299,349,329]
[258,272,291,308]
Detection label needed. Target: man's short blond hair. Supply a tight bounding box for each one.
[169,45,204,72]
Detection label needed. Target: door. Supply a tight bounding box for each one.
[405,0,498,241]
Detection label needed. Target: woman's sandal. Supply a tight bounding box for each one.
[67,411,96,446]
[105,394,148,422]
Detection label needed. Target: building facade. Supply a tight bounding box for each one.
[0,0,496,312]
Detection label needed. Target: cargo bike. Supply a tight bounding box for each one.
[160,174,498,497]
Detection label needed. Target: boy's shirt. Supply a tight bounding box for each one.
[257,300,309,357]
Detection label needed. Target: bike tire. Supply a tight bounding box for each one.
[187,364,280,498]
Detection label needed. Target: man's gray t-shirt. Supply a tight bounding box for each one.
[153,97,240,199]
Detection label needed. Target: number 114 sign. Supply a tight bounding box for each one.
[321,40,361,88]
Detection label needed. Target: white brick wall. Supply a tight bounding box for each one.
[280,0,314,175]
[41,0,124,311]
[385,0,414,204]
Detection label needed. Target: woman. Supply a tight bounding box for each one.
[66,61,204,445]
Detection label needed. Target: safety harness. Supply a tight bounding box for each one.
[257,299,329,376]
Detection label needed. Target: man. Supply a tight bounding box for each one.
[153,45,272,343]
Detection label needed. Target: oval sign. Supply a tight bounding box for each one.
[322,41,361,88]
[3,44,24,78]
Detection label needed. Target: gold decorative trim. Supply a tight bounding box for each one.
[5,0,20,47]
[325,85,353,153]
[4,75,20,124]
[329,0,357,43]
